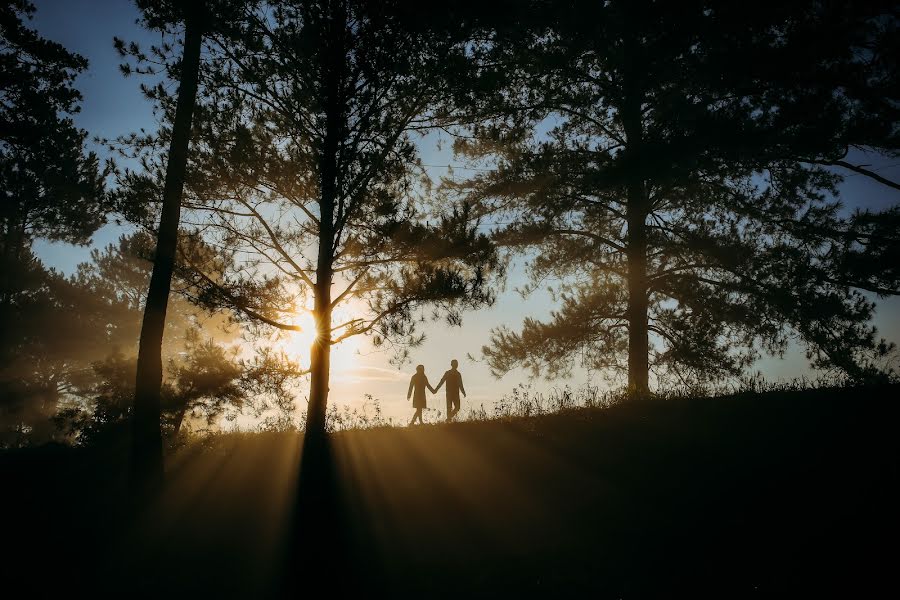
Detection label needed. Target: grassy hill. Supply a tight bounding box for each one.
[3,384,898,597]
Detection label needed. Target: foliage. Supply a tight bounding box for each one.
[0,0,107,256]
[115,0,502,356]
[0,0,109,441]
[112,0,506,439]
[0,229,301,447]
[449,0,900,388]
[55,327,303,447]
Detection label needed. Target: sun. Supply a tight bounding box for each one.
[279,307,364,379]
[284,310,319,358]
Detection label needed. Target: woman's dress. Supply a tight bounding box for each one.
[409,373,431,408]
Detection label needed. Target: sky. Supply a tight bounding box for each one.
[27,0,900,424]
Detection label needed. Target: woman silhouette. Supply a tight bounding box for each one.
[407,364,435,425]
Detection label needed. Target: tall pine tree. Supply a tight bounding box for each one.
[126,0,208,488]
[120,0,501,444]
[0,0,106,433]
[452,0,899,391]
[121,0,257,486]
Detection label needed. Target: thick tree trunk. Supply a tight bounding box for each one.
[303,0,343,444]
[306,300,333,438]
[303,164,336,443]
[625,179,649,395]
[131,8,204,489]
[622,25,650,396]
[287,5,347,593]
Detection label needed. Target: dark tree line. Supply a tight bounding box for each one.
[116,0,503,481]
[448,0,900,391]
[1,0,898,485]
[0,0,299,450]
[1,0,107,441]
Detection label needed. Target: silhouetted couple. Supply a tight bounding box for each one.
[407,359,467,425]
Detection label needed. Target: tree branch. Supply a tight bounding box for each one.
[331,270,367,308]
[813,159,900,191]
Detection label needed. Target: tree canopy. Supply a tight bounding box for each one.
[448,0,900,389]
[0,0,108,439]
[0,0,106,257]
[115,0,503,437]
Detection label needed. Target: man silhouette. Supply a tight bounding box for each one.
[434,359,466,421]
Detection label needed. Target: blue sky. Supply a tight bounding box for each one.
[27,0,900,422]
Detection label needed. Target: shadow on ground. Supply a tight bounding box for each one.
[3,385,897,597]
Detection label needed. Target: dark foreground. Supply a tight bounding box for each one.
[3,385,898,597]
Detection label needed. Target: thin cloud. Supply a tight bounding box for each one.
[338,365,409,383]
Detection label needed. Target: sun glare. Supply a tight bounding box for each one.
[285,310,319,358]
[280,308,364,380]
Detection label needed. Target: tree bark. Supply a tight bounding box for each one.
[306,298,333,439]
[625,176,649,395]
[131,7,204,489]
[622,23,650,397]
[303,0,344,444]
[288,4,346,592]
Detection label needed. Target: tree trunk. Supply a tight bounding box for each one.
[625,179,649,395]
[131,8,204,490]
[0,204,26,308]
[622,23,650,396]
[287,5,347,593]
[306,301,333,438]
[172,406,188,439]
[303,0,344,444]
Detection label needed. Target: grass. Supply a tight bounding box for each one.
[2,381,897,597]
[250,373,862,434]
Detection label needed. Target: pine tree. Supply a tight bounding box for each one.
[119,0,501,443]
[125,0,209,488]
[452,0,899,392]
[0,0,106,437]
[0,0,105,265]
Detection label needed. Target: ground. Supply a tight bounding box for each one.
[3,384,897,597]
